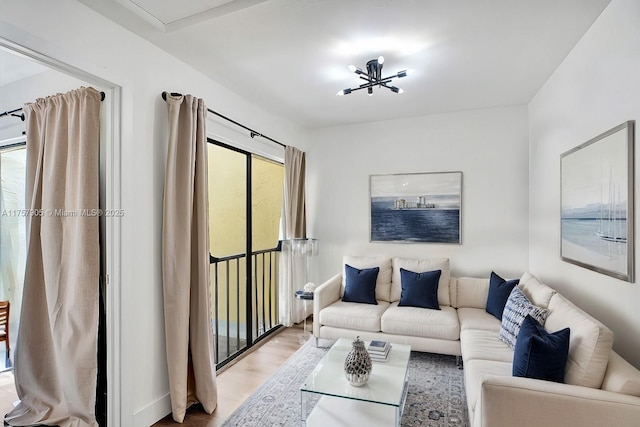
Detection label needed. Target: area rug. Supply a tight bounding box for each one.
[221,339,469,426]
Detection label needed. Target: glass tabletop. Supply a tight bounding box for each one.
[301,338,411,407]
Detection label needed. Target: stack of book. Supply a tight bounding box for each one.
[367,340,391,362]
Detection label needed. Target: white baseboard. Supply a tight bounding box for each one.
[133,393,171,427]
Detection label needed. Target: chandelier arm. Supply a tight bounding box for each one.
[357,81,376,89]
[380,82,403,93]
[357,77,393,86]
[357,73,400,82]
[381,73,403,81]
[357,81,380,90]
[345,85,370,94]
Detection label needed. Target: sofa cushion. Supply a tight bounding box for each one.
[458,307,501,332]
[381,303,459,340]
[512,315,570,383]
[464,359,513,412]
[545,293,614,389]
[391,257,450,305]
[343,256,392,302]
[455,277,490,309]
[319,300,390,332]
[342,264,378,304]
[499,287,549,349]
[398,268,441,310]
[486,271,519,320]
[519,272,556,308]
[601,351,640,397]
[460,328,513,363]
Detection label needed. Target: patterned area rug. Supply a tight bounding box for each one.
[221,339,469,426]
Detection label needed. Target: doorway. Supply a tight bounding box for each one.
[0,38,120,426]
[207,139,284,368]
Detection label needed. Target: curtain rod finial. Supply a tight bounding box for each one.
[161,91,184,102]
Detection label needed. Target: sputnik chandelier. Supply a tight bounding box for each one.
[337,56,410,96]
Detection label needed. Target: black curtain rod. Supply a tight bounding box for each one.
[0,91,106,122]
[0,107,25,121]
[161,91,286,149]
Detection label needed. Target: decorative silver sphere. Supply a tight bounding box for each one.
[344,336,372,387]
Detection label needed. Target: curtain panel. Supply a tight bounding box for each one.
[5,87,102,427]
[279,146,307,326]
[162,93,217,422]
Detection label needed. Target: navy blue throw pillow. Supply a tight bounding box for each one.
[513,314,570,383]
[398,268,441,310]
[342,264,379,304]
[486,271,519,320]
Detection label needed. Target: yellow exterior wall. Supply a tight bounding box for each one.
[209,145,246,257]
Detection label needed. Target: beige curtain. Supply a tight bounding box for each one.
[5,87,102,427]
[162,93,217,422]
[279,146,307,326]
[284,146,306,239]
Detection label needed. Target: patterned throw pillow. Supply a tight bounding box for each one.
[500,287,549,349]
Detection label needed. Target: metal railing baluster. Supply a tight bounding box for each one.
[226,260,230,359]
[236,259,240,351]
[261,252,266,333]
[214,262,219,364]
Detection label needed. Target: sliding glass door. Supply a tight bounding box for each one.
[207,139,283,367]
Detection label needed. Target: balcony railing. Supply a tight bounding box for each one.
[210,247,280,367]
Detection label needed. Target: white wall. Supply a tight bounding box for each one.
[0,1,303,425]
[0,70,89,141]
[304,105,530,282]
[529,0,640,367]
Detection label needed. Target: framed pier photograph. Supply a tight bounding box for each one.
[370,171,462,243]
[560,121,635,282]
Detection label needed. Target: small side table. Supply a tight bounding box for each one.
[294,290,314,334]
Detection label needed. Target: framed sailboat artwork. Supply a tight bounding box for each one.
[560,121,635,282]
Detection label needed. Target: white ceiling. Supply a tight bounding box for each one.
[80,0,611,129]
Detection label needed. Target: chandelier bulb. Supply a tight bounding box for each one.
[348,64,357,73]
[378,55,384,64]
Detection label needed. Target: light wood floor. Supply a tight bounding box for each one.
[153,323,308,426]
[0,324,308,426]
[0,368,18,417]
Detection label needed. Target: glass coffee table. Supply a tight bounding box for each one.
[300,338,411,426]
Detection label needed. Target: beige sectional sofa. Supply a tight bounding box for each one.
[312,256,640,427]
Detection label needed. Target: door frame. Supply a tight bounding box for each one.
[207,138,284,367]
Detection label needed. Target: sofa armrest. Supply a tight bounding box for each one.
[312,273,342,337]
[476,374,640,427]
